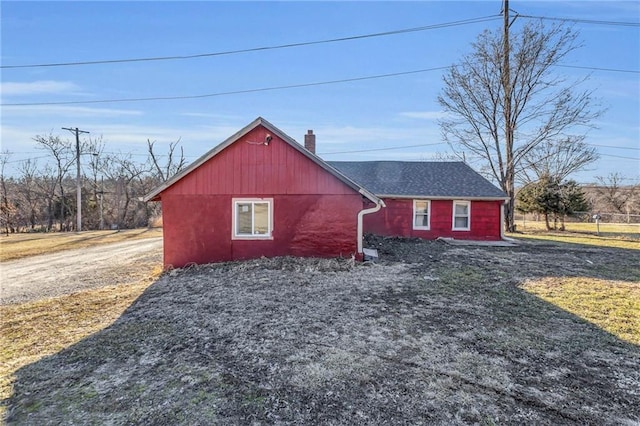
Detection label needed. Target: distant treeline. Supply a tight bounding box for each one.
[1,135,185,234]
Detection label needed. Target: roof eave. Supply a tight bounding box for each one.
[143,117,272,202]
[375,194,509,201]
[143,117,382,205]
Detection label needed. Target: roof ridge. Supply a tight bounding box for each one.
[143,118,382,204]
[328,161,508,199]
[328,160,465,164]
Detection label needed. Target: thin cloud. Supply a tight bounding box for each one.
[398,111,449,120]
[3,105,143,117]
[85,123,239,145]
[1,126,43,146]
[1,80,81,96]
[294,125,441,146]
[179,112,243,120]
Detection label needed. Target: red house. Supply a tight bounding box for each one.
[329,161,508,241]
[144,117,383,268]
[145,117,508,268]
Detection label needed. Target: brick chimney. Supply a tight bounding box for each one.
[304,130,316,154]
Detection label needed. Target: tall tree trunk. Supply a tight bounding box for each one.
[47,199,54,231]
[544,213,551,231]
[59,186,65,231]
[505,182,515,233]
[502,0,516,232]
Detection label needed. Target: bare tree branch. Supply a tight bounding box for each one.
[438,20,604,231]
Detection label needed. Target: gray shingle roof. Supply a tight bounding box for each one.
[327,161,508,199]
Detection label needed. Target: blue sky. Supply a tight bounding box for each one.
[1,1,638,184]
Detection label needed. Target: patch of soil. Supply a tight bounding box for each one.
[4,238,640,425]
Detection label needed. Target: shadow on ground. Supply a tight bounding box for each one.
[3,238,639,425]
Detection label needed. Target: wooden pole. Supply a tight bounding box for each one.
[62,127,89,231]
[502,0,514,232]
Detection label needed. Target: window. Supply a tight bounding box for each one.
[233,198,273,239]
[452,201,470,231]
[413,200,430,230]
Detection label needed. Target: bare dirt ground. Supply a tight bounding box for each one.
[3,236,640,425]
[0,238,162,305]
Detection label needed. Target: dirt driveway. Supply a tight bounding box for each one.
[0,237,162,305]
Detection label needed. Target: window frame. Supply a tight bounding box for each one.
[452,200,471,231]
[412,199,431,230]
[232,198,273,240]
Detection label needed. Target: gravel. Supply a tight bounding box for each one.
[0,238,163,305]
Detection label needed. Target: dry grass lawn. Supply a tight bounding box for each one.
[507,220,640,250]
[516,220,640,234]
[522,277,640,345]
[1,229,163,420]
[0,268,162,419]
[1,230,638,424]
[511,226,639,345]
[0,228,162,262]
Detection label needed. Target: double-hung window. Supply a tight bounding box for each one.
[413,200,431,230]
[452,200,470,231]
[233,198,273,239]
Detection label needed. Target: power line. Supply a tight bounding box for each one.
[518,14,640,27]
[3,13,635,71]
[3,155,51,164]
[556,64,640,74]
[0,15,500,69]
[319,142,446,155]
[587,143,640,151]
[599,153,640,160]
[9,142,637,162]
[7,141,638,154]
[0,66,451,106]
[4,61,637,108]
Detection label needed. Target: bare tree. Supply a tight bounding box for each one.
[4,134,188,232]
[35,164,58,231]
[147,138,187,182]
[519,136,599,184]
[101,153,151,229]
[0,151,15,235]
[85,136,105,183]
[18,159,42,230]
[438,20,603,231]
[145,138,187,226]
[83,136,106,229]
[34,134,75,230]
[595,173,637,218]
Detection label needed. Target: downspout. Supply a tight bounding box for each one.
[357,195,386,255]
[500,200,506,240]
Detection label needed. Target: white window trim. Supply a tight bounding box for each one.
[452,200,471,231]
[232,198,274,240]
[412,199,431,230]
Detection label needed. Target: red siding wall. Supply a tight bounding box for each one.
[162,194,361,267]
[364,198,503,240]
[166,126,355,196]
[160,126,363,267]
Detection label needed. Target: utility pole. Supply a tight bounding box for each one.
[99,176,105,230]
[502,0,515,232]
[62,127,90,232]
